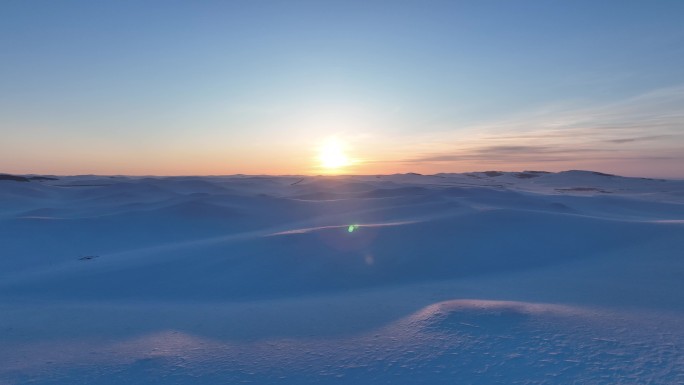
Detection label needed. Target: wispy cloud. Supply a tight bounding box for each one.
[409,146,607,163]
[606,135,672,144]
[385,85,684,175]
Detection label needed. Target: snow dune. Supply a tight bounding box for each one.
[1,171,683,383]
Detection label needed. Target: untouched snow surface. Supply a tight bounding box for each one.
[1,170,684,384]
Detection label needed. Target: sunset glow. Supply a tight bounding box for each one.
[318,138,351,172]
[0,1,682,178]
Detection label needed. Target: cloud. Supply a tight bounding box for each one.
[408,146,606,163]
[606,135,672,144]
[388,85,684,171]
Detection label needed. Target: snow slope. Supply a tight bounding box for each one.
[1,171,683,384]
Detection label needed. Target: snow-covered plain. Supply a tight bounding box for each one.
[1,170,683,384]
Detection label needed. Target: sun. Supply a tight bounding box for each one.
[318,138,350,171]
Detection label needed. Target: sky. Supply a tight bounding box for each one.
[1,0,683,177]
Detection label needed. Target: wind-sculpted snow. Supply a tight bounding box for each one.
[2,204,680,301]
[1,300,682,384]
[0,171,683,383]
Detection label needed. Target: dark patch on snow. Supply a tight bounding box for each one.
[54,184,110,187]
[592,171,616,177]
[563,170,618,177]
[28,176,59,181]
[483,171,504,177]
[78,255,99,261]
[358,186,429,198]
[0,174,30,182]
[515,173,541,179]
[292,192,347,200]
[556,187,612,193]
[549,202,572,211]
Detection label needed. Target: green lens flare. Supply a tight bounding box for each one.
[348,224,359,233]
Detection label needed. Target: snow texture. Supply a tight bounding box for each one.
[1,171,683,384]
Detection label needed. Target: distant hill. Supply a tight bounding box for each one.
[0,174,30,182]
[0,174,59,182]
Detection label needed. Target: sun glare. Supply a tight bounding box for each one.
[318,138,350,171]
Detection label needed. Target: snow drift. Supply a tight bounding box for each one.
[1,171,683,384]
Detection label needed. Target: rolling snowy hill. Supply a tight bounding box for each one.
[1,171,683,384]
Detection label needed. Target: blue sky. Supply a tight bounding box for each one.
[1,0,683,176]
